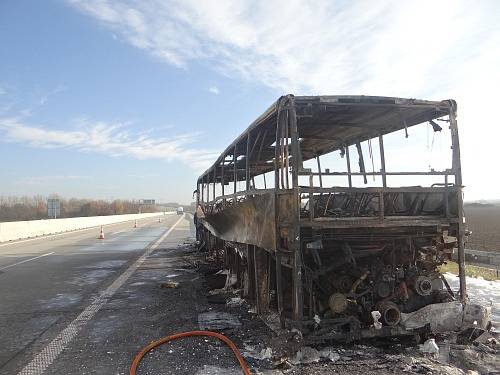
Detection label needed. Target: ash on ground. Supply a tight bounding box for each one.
[140,240,499,375]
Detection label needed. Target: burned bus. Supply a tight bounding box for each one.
[195,95,490,341]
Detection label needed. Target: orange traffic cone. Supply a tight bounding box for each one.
[98,225,105,239]
[134,220,138,228]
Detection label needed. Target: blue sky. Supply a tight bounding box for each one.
[0,0,499,203]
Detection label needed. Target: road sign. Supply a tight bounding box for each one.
[47,198,61,219]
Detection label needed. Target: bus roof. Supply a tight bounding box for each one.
[198,95,454,184]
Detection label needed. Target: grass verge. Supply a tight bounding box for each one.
[439,261,500,281]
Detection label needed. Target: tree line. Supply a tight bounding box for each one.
[0,195,158,222]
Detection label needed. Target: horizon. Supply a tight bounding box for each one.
[2,193,500,206]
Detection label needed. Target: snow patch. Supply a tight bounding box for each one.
[444,272,500,322]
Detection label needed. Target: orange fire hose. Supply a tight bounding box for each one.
[129,330,251,375]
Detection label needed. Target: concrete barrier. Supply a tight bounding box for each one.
[0,212,174,243]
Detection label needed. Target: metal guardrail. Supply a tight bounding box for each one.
[454,248,500,267]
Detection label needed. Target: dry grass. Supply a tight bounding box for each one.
[439,261,500,281]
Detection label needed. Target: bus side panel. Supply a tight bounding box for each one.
[200,193,276,251]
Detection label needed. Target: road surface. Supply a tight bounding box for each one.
[0,213,194,374]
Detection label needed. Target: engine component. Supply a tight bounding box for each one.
[332,275,352,293]
[378,301,401,326]
[329,292,348,314]
[374,281,392,298]
[350,271,370,293]
[414,276,433,296]
[398,281,409,300]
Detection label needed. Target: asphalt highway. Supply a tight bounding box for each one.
[0,213,193,374]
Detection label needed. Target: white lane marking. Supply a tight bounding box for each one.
[0,217,163,248]
[40,251,131,256]
[0,252,55,271]
[17,214,185,375]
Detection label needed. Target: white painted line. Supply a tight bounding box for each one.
[50,251,131,256]
[17,214,186,375]
[0,252,55,271]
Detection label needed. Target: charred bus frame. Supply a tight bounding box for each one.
[195,95,468,340]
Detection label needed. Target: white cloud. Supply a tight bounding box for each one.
[67,0,500,199]
[38,85,67,105]
[67,1,498,93]
[0,117,217,171]
[208,85,220,95]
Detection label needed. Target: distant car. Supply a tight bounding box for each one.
[176,206,184,215]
